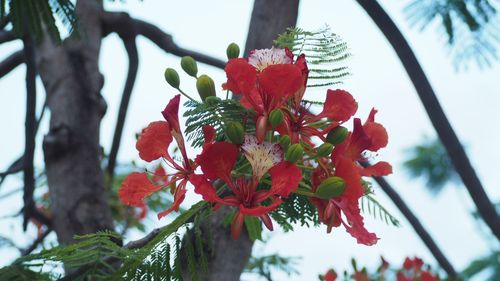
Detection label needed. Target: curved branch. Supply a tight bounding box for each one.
[0,30,16,44]
[0,50,24,79]
[355,0,500,240]
[21,228,52,256]
[102,12,225,69]
[106,36,139,179]
[0,15,9,30]
[361,162,457,278]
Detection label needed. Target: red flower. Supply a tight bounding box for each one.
[190,135,302,239]
[323,269,337,281]
[119,95,196,218]
[310,156,379,245]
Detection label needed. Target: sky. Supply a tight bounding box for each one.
[0,0,499,280]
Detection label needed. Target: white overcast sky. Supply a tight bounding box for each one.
[0,0,499,280]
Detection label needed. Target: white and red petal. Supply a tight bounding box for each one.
[241,135,283,181]
[248,47,293,71]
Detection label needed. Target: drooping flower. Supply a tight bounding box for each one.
[119,95,196,218]
[310,156,379,245]
[190,135,302,239]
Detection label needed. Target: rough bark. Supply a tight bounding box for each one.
[355,0,500,240]
[181,1,301,280]
[35,0,114,245]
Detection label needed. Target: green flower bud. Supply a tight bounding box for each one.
[180,56,198,77]
[226,42,240,59]
[316,143,334,157]
[204,96,221,106]
[196,75,216,101]
[326,126,349,145]
[268,109,284,129]
[225,122,245,145]
[164,68,180,89]
[279,135,291,151]
[285,143,303,163]
[315,176,346,199]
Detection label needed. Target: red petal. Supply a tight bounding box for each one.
[224,58,257,95]
[324,270,337,281]
[336,198,379,246]
[421,271,438,281]
[196,142,238,183]
[161,95,181,134]
[136,121,172,162]
[320,89,358,122]
[258,64,303,100]
[363,121,388,151]
[259,213,274,231]
[158,179,188,219]
[335,157,364,200]
[268,161,302,198]
[152,165,167,185]
[361,161,392,177]
[202,125,216,145]
[189,174,223,203]
[119,172,161,207]
[239,197,283,216]
[346,119,372,160]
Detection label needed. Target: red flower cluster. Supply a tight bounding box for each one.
[119,46,391,243]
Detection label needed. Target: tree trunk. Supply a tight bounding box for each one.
[181,1,300,280]
[355,0,500,240]
[35,0,114,245]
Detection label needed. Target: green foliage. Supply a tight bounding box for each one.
[0,202,210,281]
[1,0,77,42]
[244,254,300,281]
[361,194,400,227]
[403,137,459,194]
[245,216,263,241]
[183,99,253,148]
[271,193,319,232]
[274,26,351,87]
[404,0,500,69]
[462,250,500,281]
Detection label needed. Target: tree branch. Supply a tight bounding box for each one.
[102,12,225,69]
[355,0,500,240]
[0,50,24,79]
[0,30,16,44]
[105,31,139,180]
[21,228,52,256]
[0,14,10,30]
[361,163,457,279]
[22,34,37,231]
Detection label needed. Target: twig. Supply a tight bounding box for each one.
[0,14,10,30]
[22,34,37,231]
[360,162,458,279]
[0,50,24,79]
[355,0,500,241]
[21,228,53,256]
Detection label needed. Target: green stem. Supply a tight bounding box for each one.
[176,87,196,102]
[294,188,315,197]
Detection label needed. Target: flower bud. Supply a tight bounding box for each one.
[279,135,291,150]
[315,176,346,199]
[256,116,267,143]
[196,75,216,101]
[326,126,349,145]
[204,96,221,106]
[226,42,240,59]
[316,143,334,157]
[285,143,303,163]
[164,68,180,89]
[180,56,198,77]
[225,121,245,145]
[268,109,284,129]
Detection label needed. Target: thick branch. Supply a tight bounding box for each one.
[102,12,225,69]
[0,30,16,44]
[0,15,9,30]
[355,0,500,240]
[361,163,457,278]
[106,36,139,179]
[0,50,24,79]
[22,34,37,231]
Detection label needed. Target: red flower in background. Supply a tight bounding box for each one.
[190,135,302,239]
[119,95,196,218]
